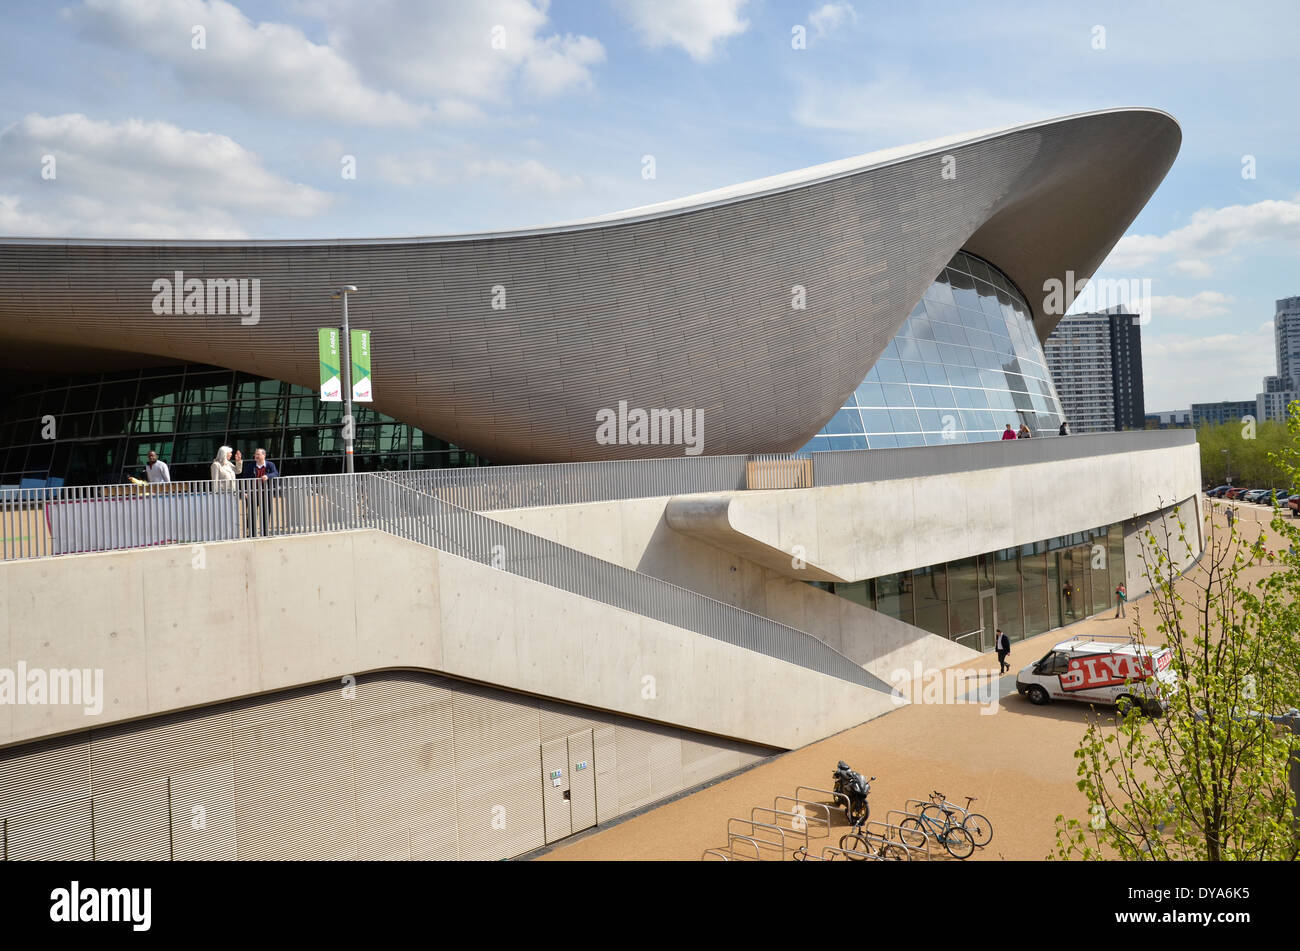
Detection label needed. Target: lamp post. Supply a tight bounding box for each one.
[331,285,359,473]
[1221,448,1230,487]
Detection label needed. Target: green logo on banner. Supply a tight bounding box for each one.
[351,329,373,402]
[318,328,341,401]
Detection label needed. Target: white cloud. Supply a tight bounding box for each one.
[808,3,857,38]
[317,0,604,107]
[69,0,429,125]
[1148,291,1234,321]
[0,113,331,238]
[612,0,749,61]
[1108,196,1300,274]
[374,149,583,194]
[1143,324,1275,408]
[792,71,1044,141]
[464,158,583,193]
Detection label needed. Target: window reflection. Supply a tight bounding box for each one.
[804,251,1064,453]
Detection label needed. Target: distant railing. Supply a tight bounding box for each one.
[382,430,1194,510]
[1,431,1195,560]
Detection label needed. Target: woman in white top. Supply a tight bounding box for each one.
[210,445,237,488]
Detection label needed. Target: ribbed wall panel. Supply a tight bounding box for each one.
[452,685,545,860]
[0,672,771,860]
[592,726,618,826]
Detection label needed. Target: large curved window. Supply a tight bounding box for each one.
[805,251,1064,451]
[0,365,481,486]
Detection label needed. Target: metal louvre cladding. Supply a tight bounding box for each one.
[0,672,772,861]
[0,109,1180,463]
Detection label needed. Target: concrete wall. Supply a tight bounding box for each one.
[0,529,893,752]
[485,441,1201,675]
[1124,495,1203,597]
[484,493,978,678]
[665,443,1203,582]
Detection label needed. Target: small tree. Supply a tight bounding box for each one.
[1053,481,1300,860]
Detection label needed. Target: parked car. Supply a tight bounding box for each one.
[1244,489,1269,503]
[1226,487,1251,500]
[1206,485,1232,497]
[1288,496,1300,518]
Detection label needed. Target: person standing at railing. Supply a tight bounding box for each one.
[143,450,170,483]
[1001,424,1017,440]
[1058,420,1070,436]
[240,447,279,537]
[210,446,237,489]
[1017,424,1032,438]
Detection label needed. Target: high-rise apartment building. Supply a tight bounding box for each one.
[1256,297,1300,422]
[1044,310,1145,433]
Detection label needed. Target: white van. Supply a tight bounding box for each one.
[1015,635,1177,715]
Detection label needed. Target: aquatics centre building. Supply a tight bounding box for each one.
[0,108,1202,860]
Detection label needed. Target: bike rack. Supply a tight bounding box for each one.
[726,818,791,859]
[821,844,883,861]
[727,834,762,861]
[750,806,818,849]
[773,796,833,836]
[794,785,851,817]
[860,820,929,860]
[701,848,730,861]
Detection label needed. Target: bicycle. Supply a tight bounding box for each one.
[837,819,910,861]
[898,798,975,858]
[922,790,993,847]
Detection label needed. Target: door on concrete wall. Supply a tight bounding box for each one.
[567,730,596,834]
[541,730,598,844]
[979,590,996,653]
[540,738,572,844]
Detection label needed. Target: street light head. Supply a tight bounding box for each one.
[330,284,359,300]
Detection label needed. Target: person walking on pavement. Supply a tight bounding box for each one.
[1114,582,1127,618]
[1226,505,1236,531]
[995,628,1011,674]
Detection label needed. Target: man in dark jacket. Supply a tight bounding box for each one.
[995,628,1011,674]
[240,448,280,536]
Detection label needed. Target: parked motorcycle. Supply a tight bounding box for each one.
[832,760,874,825]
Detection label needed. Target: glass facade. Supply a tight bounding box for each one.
[0,364,482,486]
[804,251,1065,451]
[815,525,1123,650]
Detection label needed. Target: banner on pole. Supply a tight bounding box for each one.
[351,329,373,402]
[318,328,341,401]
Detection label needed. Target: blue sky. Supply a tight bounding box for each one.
[1,0,1298,410]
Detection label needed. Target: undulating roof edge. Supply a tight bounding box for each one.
[0,106,1180,249]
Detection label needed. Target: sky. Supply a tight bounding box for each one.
[1,0,1297,411]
